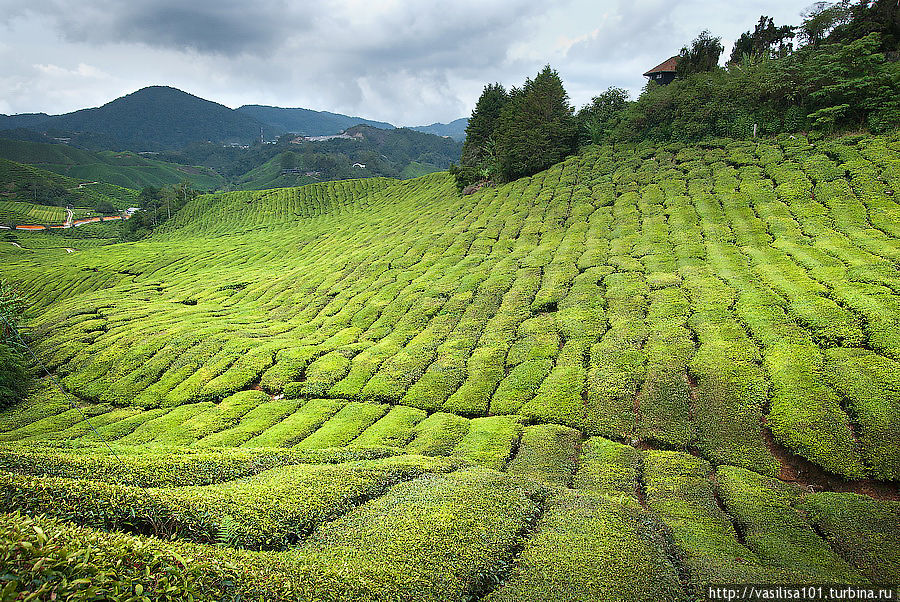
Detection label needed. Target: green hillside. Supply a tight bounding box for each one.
[1,132,899,600]
[0,138,226,190]
[0,158,137,223]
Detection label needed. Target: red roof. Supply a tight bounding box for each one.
[643,56,678,76]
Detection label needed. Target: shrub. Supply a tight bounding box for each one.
[506,424,580,487]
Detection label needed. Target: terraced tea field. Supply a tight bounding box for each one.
[1,132,898,600]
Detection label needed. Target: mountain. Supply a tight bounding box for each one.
[0,113,52,130]
[237,105,395,136]
[409,118,468,141]
[4,86,280,152]
[0,137,225,190]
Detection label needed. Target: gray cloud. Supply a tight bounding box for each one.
[0,0,813,125]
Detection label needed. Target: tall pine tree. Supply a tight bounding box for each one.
[493,66,577,182]
[461,83,508,167]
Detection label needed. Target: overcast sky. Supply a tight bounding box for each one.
[0,0,814,126]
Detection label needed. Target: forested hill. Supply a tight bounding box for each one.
[0,87,281,151]
[237,105,395,136]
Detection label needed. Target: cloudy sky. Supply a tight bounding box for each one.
[0,0,814,126]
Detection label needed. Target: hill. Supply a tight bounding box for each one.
[0,113,52,130]
[0,158,137,221]
[410,118,468,141]
[0,138,226,190]
[4,86,280,151]
[238,105,395,136]
[0,132,898,599]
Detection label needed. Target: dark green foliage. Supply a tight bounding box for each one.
[17,86,281,152]
[798,33,900,133]
[494,66,577,182]
[619,25,899,142]
[677,30,724,78]
[0,280,27,409]
[576,87,629,145]
[729,16,796,64]
[826,0,900,51]
[799,0,854,47]
[460,83,508,169]
[236,104,395,136]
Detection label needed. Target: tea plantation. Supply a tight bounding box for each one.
[0,132,898,600]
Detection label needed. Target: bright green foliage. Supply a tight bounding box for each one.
[0,446,395,487]
[715,466,865,582]
[823,348,900,480]
[405,411,470,456]
[0,131,897,597]
[506,424,579,487]
[351,404,427,447]
[286,352,351,398]
[301,468,543,601]
[293,402,388,449]
[798,492,900,584]
[0,512,235,601]
[764,343,866,478]
[572,436,641,496]
[484,491,682,602]
[194,397,301,447]
[643,451,775,587]
[0,455,455,551]
[451,415,523,470]
[243,398,344,448]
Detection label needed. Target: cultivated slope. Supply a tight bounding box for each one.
[1,132,898,600]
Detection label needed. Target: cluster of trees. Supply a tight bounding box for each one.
[0,280,27,409]
[451,67,577,191]
[122,181,198,240]
[612,0,899,142]
[453,0,898,191]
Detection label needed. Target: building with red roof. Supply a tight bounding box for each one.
[643,56,678,85]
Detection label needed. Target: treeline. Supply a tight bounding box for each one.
[0,280,27,409]
[155,125,462,186]
[453,0,899,191]
[121,181,199,241]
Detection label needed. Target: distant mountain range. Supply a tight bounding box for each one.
[236,105,395,137]
[0,86,468,152]
[409,118,468,141]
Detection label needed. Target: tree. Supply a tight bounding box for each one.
[493,66,577,182]
[799,0,853,47]
[677,30,724,77]
[576,87,629,144]
[0,279,27,409]
[729,16,796,64]
[827,0,900,51]
[460,83,509,168]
